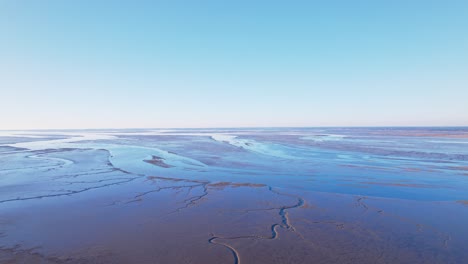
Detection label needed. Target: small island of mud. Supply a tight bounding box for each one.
[143,155,173,168]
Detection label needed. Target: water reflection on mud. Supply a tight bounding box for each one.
[0,128,467,263]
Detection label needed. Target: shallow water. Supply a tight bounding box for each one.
[0,128,467,263]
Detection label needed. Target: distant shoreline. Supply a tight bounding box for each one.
[1,126,468,131]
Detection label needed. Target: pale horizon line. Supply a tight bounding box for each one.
[1,125,468,131]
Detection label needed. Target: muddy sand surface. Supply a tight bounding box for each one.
[1,128,467,263]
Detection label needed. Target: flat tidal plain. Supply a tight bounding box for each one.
[0,127,467,263]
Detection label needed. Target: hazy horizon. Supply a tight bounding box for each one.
[1,125,468,131]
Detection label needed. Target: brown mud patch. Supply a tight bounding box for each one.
[143,155,173,168]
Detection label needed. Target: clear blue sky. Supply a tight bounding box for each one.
[1,0,467,129]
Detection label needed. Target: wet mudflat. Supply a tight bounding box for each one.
[0,128,467,263]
